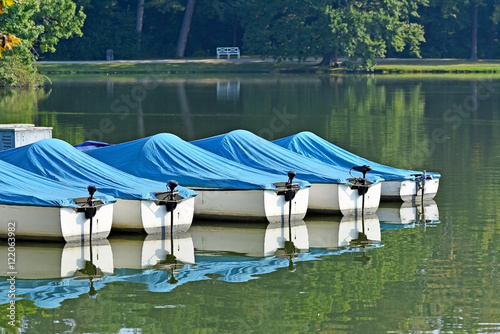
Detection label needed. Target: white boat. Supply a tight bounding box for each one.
[0,139,197,234]
[190,186,309,223]
[307,181,381,215]
[84,134,311,224]
[380,177,440,202]
[0,160,115,242]
[191,130,382,215]
[273,131,441,201]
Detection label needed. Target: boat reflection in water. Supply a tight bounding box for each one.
[109,231,196,287]
[304,213,382,264]
[190,219,309,276]
[0,213,389,309]
[190,220,309,257]
[376,200,440,230]
[0,239,113,308]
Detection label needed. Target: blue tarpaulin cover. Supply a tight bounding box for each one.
[73,140,111,152]
[0,139,197,201]
[273,131,441,182]
[191,130,382,184]
[0,159,115,208]
[84,133,310,190]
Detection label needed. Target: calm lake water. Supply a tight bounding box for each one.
[1,74,499,333]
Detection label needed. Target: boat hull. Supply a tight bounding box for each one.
[0,203,113,243]
[191,187,309,223]
[112,197,195,234]
[308,182,381,216]
[381,179,440,201]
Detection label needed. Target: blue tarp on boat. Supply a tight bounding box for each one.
[191,130,383,184]
[84,133,310,190]
[73,140,111,152]
[272,131,441,182]
[0,139,197,201]
[0,159,115,208]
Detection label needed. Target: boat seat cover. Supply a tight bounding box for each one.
[273,131,441,182]
[191,130,383,184]
[0,139,196,201]
[84,133,310,190]
[0,159,115,208]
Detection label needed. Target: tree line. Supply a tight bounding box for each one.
[1,0,500,85]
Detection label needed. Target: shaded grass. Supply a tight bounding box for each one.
[35,58,500,75]
[36,60,324,75]
[373,59,500,73]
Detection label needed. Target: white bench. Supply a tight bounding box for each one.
[216,47,240,59]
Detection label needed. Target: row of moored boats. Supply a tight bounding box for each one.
[0,129,440,242]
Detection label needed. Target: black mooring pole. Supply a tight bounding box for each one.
[87,185,97,241]
[351,165,372,218]
[286,170,296,227]
[167,180,178,258]
[421,170,426,204]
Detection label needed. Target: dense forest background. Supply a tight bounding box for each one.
[40,0,500,62]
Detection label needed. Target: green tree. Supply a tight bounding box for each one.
[417,0,500,59]
[0,0,22,59]
[239,0,428,70]
[0,0,85,86]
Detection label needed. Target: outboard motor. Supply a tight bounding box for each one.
[84,185,98,219]
[166,180,179,213]
[283,170,297,202]
[350,165,372,196]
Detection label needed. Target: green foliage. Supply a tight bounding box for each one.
[238,0,428,70]
[0,0,85,86]
[0,54,44,86]
[4,0,500,66]
[417,0,500,59]
[35,0,85,53]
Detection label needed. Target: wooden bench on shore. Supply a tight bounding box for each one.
[216,47,240,59]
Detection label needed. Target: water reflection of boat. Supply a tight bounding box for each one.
[0,139,197,234]
[189,220,309,257]
[304,213,382,265]
[111,220,312,291]
[305,213,381,249]
[0,218,380,307]
[109,232,196,286]
[187,220,309,281]
[84,134,310,223]
[0,240,113,308]
[191,130,382,216]
[0,159,114,242]
[109,232,195,269]
[273,131,440,202]
[377,200,440,229]
[0,240,113,279]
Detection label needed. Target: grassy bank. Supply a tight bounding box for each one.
[36,59,319,75]
[35,58,500,75]
[373,59,500,73]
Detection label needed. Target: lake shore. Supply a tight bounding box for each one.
[35,58,500,75]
